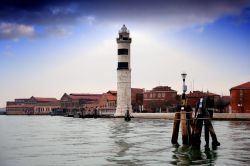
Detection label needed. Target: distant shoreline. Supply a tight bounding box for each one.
[2,113,250,121]
[0,107,6,112]
[132,113,250,121]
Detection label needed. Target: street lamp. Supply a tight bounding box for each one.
[181,72,187,105]
[181,72,187,82]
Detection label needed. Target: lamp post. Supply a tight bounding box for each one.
[180,72,190,145]
[171,72,189,145]
[181,72,187,106]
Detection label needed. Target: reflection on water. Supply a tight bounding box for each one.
[107,120,144,166]
[0,116,250,166]
[171,145,218,165]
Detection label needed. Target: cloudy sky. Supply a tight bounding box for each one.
[0,0,250,106]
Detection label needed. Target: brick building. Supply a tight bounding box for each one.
[187,91,220,109]
[32,97,60,115]
[60,93,102,115]
[131,88,144,112]
[230,82,250,113]
[98,91,117,114]
[6,104,34,115]
[143,86,177,112]
[6,97,60,115]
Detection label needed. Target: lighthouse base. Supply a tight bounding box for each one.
[114,106,133,117]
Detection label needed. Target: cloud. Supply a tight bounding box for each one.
[0,0,249,39]
[195,26,204,33]
[0,22,34,40]
[43,26,73,38]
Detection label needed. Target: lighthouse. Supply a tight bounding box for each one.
[115,25,132,117]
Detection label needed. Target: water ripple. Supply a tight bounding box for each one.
[0,116,250,165]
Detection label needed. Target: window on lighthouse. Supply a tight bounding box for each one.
[118,49,128,55]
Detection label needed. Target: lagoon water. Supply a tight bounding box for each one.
[0,116,250,166]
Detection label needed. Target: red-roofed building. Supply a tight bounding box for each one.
[187,91,220,108]
[6,104,34,115]
[230,82,250,113]
[98,91,117,114]
[29,96,58,103]
[143,86,177,112]
[6,96,60,115]
[30,97,60,115]
[60,93,102,115]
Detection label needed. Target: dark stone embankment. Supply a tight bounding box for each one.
[132,113,250,121]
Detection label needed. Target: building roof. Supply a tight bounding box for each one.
[132,88,144,93]
[31,97,58,102]
[107,91,117,95]
[187,91,219,98]
[230,82,250,90]
[69,93,102,100]
[15,98,29,101]
[206,92,220,97]
[145,86,176,92]
[70,93,101,96]
[6,101,16,106]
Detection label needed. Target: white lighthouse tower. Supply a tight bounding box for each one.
[115,25,132,117]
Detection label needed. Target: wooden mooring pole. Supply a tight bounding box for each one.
[191,114,203,147]
[171,99,220,148]
[171,106,192,145]
[181,108,189,145]
[171,111,180,145]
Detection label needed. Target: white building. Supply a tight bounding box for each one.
[115,25,132,117]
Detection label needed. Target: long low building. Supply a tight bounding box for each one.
[6,96,60,115]
[6,104,34,115]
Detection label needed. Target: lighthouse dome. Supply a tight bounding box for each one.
[119,24,129,33]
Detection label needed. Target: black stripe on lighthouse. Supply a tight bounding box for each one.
[118,49,128,55]
[117,62,128,70]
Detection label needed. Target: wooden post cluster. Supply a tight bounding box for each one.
[171,102,220,148]
[172,73,220,147]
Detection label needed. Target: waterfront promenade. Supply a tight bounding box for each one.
[132,113,250,120]
[3,112,250,121]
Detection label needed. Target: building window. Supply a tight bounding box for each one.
[158,93,161,98]
[150,93,152,98]
[162,93,165,97]
[118,49,128,55]
[153,93,156,98]
[144,94,147,98]
[117,62,128,69]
